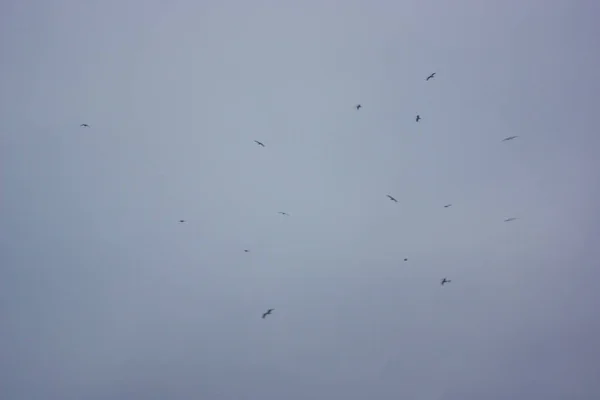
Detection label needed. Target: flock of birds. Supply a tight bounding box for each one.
[80,72,521,320]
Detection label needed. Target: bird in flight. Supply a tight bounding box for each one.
[441,278,451,285]
[179,220,185,223]
[278,212,290,216]
[356,104,362,110]
[387,195,398,203]
[244,249,250,253]
[504,217,518,222]
[416,115,421,122]
[254,140,265,147]
[444,204,452,208]
[502,136,518,142]
[426,72,436,81]
[404,258,408,262]
[80,124,90,128]
[262,309,274,319]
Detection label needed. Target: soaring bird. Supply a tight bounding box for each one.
[416,115,421,122]
[504,217,518,222]
[278,212,290,216]
[356,104,362,110]
[426,72,436,81]
[179,220,185,223]
[502,136,518,142]
[254,140,265,147]
[80,124,90,127]
[387,195,398,203]
[262,309,274,319]
[444,204,452,208]
[441,278,451,285]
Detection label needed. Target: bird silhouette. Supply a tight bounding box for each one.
[416,115,421,122]
[356,104,362,110]
[504,217,518,222]
[262,309,274,319]
[441,278,451,285]
[502,136,518,142]
[444,204,452,208]
[80,124,90,127]
[244,249,250,253]
[179,220,185,223]
[254,140,265,147]
[278,212,290,216]
[426,73,436,81]
[404,258,408,262]
[387,195,398,203]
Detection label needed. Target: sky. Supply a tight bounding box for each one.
[1,0,600,399]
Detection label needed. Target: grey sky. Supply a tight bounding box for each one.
[1,0,599,399]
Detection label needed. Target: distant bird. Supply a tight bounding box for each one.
[387,195,398,203]
[416,115,421,122]
[426,72,436,81]
[444,204,452,208]
[441,278,451,286]
[179,220,185,223]
[80,124,90,127]
[262,309,274,319]
[502,136,518,142]
[278,212,290,216]
[356,104,362,110]
[504,217,518,222]
[404,258,408,262]
[244,249,250,253]
[254,140,265,147]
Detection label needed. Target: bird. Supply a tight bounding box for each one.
[80,124,90,127]
[426,72,436,81]
[441,278,451,285]
[404,258,408,262]
[262,309,274,319]
[416,115,421,122]
[444,204,452,208]
[387,195,398,203]
[244,249,250,253]
[356,104,362,110]
[278,212,290,216]
[179,220,185,223]
[254,140,265,147]
[502,136,518,142]
[504,217,518,222]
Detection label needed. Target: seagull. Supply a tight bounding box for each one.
[387,195,398,203]
[502,136,518,142]
[426,72,436,81]
[278,212,290,216]
[504,217,518,222]
[254,140,265,147]
[416,115,421,122]
[444,204,452,208]
[262,309,274,319]
[80,124,90,127]
[356,104,362,110]
[441,278,451,285]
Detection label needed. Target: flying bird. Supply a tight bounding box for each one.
[262,309,274,319]
[502,136,518,142]
[278,212,290,216]
[80,124,90,127]
[444,204,452,208]
[426,72,436,81]
[254,140,265,147]
[416,115,421,122]
[504,217,518,222]
[441,278,451,285]
[356,104,362,110]
[179,220,185,223]
[387,195,398,203]
[244,249,250,253]
[404,258,408,262]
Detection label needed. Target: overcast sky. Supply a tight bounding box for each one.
[1,0,600,399]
